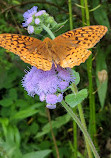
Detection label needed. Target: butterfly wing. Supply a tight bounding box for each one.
[0,34,52,71]
[0,25,108,70]
[53,25,107,68]
[54,25,108,49]
[59,47,91,68]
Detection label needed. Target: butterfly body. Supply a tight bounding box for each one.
[43,37,61,65]
[0,25,108,71]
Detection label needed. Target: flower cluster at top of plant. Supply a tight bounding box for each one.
[22,6,57,34]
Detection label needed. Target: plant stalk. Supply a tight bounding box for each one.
[81,0,96,143]
[68,1,78,157]
[42,24,55,39]
[72,83,93,158]
[61,100,100,158]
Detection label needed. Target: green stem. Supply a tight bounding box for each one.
[83,0,96,143]
[72,84,93,158]
[42,24,55,39]
[84,0,90,25]
[78,104,94,158]
[72,116,77,157]
[80,0,85,25]
[68,0,73,30]
[68,0,78,157]
[61,100,100,158]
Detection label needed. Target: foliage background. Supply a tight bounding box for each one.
[0,0,111,158]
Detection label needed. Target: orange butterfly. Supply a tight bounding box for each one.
[0,25,107,71]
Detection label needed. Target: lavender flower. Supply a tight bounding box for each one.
[35,18,40,25]
[23,6,38,20]
[22,65,75,109]
[22,6,47,34]
[22,6,58,35]
[22,6,46,27]
[35,10,46,17]
[27,25,34,34]
[46,104,56,109]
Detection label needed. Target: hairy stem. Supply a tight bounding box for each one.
[61,100,100,158]
[72,83,93,158]
[42,24,55,39]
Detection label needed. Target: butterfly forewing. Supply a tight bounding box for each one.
[54,25,108,49]
[0,34,52,70]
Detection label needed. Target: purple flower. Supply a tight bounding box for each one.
[35,10,46,17]
[39,93,45,101]
[57,66,74,82]
[35,18,40,24]
[46,104,56,109]
[22,65,75,109]
[22,6,46,28]
[22,6,38,28]
[59,81,69,90]
[23,6,38,20]
[27,17,33,24]
[27,25,34,34]
[57,94,63,102]
[46,94,58,104]
[22,17,33,27]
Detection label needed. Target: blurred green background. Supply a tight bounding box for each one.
[0,0,111,158]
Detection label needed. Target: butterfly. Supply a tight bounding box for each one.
[0,25,107,71]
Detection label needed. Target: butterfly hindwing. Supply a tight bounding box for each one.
[59,47,92,68]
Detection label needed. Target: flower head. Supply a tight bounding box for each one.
[22,65,75,109]
[35,10,46,17]
[23,6,38,20]
[22,6,46,34]
[27,25,34,34]
[22,6,57,34]
[35,18,40,24]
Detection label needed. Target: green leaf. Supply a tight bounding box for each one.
[13,126,21,147]
[36,114,71,138]
[72,69,80,85]
[12,0,21,5]
[0,118,9,138]
[0,98,13,107]
[96,47,108,108]
[65,89,88,108]
[38,141,50,149]
[9,88,17,101]
[0,66,8,89]
[6,125,15,142]
[22,150,51,158]
[0,139,22,158]
[52,20,68,31]
[11,108,38,121]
